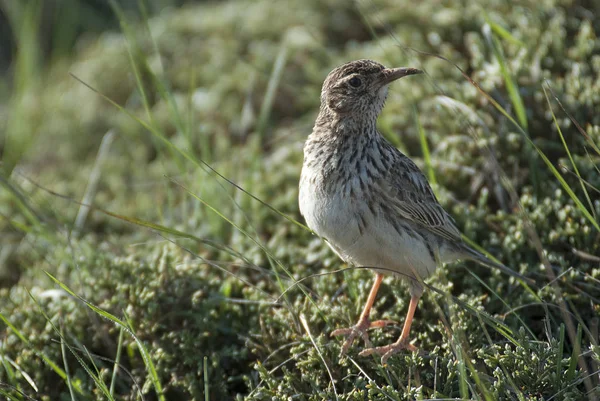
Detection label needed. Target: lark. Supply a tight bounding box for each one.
[299,59,524,364]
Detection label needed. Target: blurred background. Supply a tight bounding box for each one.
[0,0,599,400]
[0,1,199,70]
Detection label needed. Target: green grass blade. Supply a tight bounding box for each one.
[464,353,494,401]
[203,356,209,401]
[0,175,43,228]
[28,290,114,400]
[44,272,165,401]
[536,148,599,230]
[427,280,519,346]
[454,338,469,399]
[431,55,599,231]
[136,0,188,144]
[108,0,185,168]
[0,355,19,394]
[43,273,128,326]
[123,312,165,401]
[486,26,528,131]
[299,315,338,401]
[0,388,23,401]
[556,323,565,380]
[60,325,77,401]
[108,0,151,122]
[257,41,288,139]
[69,74,311,232]
[3,356,38,393]
[544,83,600,156]
[1,0,42,175]
[467,270,535,338]
[414,106,437,187]
[20,172,261,264]
[484,15,525,48]
[566,324,582,382]
[109,327,125,397]
[170,178,328,323]
[0,312,83,394]
[542,85,595,218]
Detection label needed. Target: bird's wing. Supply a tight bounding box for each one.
[376,149,463,243]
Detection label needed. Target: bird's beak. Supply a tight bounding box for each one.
[378,67,423,86]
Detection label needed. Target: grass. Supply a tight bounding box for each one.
[0,0,599,400]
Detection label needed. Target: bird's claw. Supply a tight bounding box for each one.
[359,339,417,364]
[331,319,396,356]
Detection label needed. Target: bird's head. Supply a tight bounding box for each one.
[320,59,422,119]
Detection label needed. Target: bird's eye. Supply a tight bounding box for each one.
[348,77,362,87]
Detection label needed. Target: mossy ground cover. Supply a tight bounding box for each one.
[0,0,599,400]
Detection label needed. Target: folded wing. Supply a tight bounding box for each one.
[377,151,463,243]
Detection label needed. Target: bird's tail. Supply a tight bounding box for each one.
[462,245,534,284]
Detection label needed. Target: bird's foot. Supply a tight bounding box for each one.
[331,319,396,357]
[359,338,417,364]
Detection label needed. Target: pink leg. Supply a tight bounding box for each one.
[331,273,396,356]
[359,285,422,364]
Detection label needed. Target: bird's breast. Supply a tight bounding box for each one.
[299,148,377,256]
[299,133,438,279]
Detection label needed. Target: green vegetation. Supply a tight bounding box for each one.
[1,0,599,399]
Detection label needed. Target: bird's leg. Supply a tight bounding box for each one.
[359,283,423,364]
[331,273,396,356]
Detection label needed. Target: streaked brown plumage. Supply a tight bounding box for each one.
[299,59,524,364]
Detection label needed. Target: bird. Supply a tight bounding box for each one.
[298,59,527,364]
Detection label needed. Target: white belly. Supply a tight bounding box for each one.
[299,172,437,280]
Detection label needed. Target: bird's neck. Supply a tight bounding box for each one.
[312,108,380,142]
[304,109,383,177]
[303,109,389,194]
